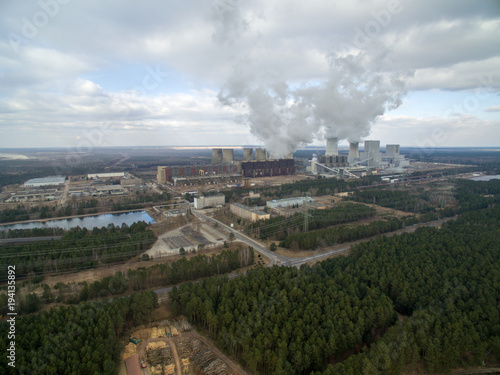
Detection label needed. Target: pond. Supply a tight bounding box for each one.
[0,211,155,231]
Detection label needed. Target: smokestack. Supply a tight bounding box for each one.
[212,148,223,164]
[348,142,359,163]
[325,137,338,156]
[255,148,267,161]
[243,148,253,161]
[222,149,234,163]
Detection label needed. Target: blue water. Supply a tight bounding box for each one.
[0,211,155,231]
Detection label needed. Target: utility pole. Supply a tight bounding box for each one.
[303,210,310,232]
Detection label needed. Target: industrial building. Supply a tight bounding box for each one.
[120,178,143,188]
[95,185,127,195]
[193,195,225,209]
[157,147,295,185]
[157,164,242,184]
[87,172,125,179]
[266,196,314,209]
[6,190,60,202]
[211,148,223,164]
[243,148,254,161]
[24,176,66,188]
[241,159,295,178]
[230,203,270,222]
[309,138,410,176]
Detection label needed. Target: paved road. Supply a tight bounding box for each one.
[192,210,290,266]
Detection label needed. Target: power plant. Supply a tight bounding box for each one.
[157,139,409,187]
[157,147,296,186]
[308,139,410,177]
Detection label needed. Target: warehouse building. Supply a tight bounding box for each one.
[24,176,66,188]
[266,196,314,209]
[87,172,125,179]
[230,203,270,222]
[193,195,225,209]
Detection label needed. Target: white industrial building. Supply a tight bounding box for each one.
[266,196,314,209]
[194,195,225,209]
[24,176,66,188]
[87,172,125,179]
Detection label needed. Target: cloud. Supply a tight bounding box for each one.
[0,0,499,148]
[485,105,500,112]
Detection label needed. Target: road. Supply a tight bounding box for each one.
[168,337,183,375]
[59,178,70,206]
[192,210,289,266]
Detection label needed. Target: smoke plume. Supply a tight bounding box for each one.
[213,2,411,157]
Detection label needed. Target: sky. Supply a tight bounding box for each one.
[0,0,499,152]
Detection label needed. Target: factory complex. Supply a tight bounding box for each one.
[309,138,410,177]
[157,140,410,188]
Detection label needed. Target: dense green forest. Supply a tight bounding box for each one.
[0,291,158,375]
[0,208,30,223]
[246,202,376,241]
[63,246,254,304]
[0,247,254,316]
[0,222,156,280]
[348,189,433,213]
[0,227,65,239]
[172,182,500,374]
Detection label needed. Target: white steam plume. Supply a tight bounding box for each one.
[212,1,411,157]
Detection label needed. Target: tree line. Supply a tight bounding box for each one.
[0,246,254,316]
[0,222,156,280]
[0,291,158,374]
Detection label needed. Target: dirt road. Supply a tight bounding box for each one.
[168,337,183,375]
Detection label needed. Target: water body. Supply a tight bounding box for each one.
[0,211,155,231]
[471,175,500,181]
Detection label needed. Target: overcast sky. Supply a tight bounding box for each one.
[0,0,499,150]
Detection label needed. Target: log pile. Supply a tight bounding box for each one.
[178,337,230,375]
[147,347,174,368]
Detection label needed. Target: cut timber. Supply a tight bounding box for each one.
[146,341,167,351]
[164,364,176,374]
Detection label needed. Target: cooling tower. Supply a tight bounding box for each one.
[255,148,267,161]
[325,137,338,156]
[285,152,294,159]
[212,148,223,164]
[222,149,234,163]
[243,148,254,161]
[348,142,359,163]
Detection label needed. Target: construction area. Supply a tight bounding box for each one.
[120,317,246,375]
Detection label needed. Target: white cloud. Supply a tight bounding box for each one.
[0,0,499,147]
